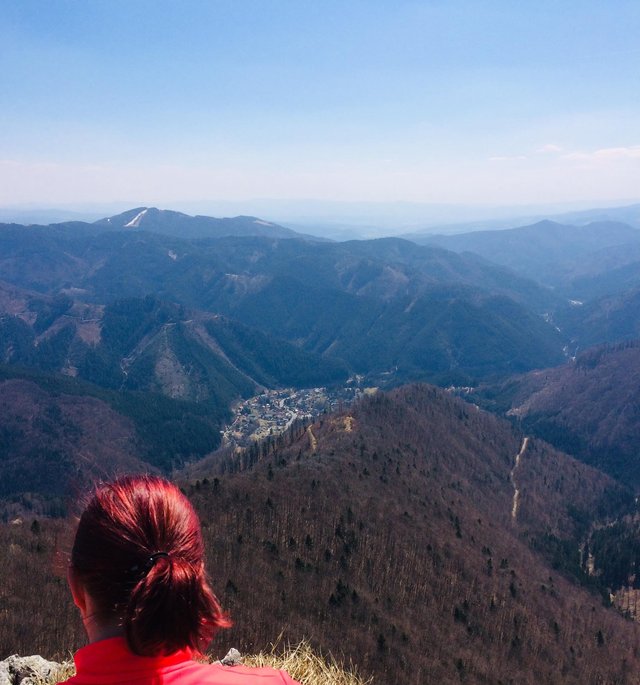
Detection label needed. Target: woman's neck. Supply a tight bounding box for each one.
[82,609,124,644]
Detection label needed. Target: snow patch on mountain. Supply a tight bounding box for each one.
[124,208,148,228]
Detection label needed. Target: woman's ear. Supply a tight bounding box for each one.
[68,565,88,614]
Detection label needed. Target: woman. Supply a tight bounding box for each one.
[62,474,300,684]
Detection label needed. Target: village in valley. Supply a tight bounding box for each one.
[220,382,376,449]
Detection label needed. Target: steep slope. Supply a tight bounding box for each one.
[0,377,147,512]
[59,233,558,314]
[186,386,638,684]
[0,225,98,292]
[564,245,640,299]
[82,236,564,383]
[2,385,639,682]
[554,287,640,349]
[232,277,563,382]
[0,364,228,500]
[0,290,347,405]
[473,341,640,486]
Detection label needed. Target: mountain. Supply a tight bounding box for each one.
[0,229,554,312]
[550,202,640,229]
[0,376,148,512]
[471,341,640,486]
[0,284,348,506]
[554,287,640,349]
[229,277,563,383]
[0,286,347,403]
[398,202,640,240]
[2,385,639,683]
[2,204,640,681]
[0,365,227,513]
[409,220,640,296]
[94,207,305,239]
[0,225,566,385]
[564,255,640,301]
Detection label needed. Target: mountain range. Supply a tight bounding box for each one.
[3,206,640,496]
[0,214,566,386]
[3,208,640,487]
[412,219,640,295]
[3,206,640,682]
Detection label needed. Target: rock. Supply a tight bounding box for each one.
[0,655,62,685]
[220,648,242,666]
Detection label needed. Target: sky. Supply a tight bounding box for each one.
[1,0,640,217]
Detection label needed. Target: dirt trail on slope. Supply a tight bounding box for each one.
[307,426,318,452]
[510,437,529,521]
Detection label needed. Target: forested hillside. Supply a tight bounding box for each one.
[473,341,640,485]
[0,368,223,509]
[0,220,565,385]
[2,386,639,684]
[3,212,640,682]
[0,284,347,418]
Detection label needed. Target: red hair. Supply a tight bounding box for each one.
[71,475,230,656]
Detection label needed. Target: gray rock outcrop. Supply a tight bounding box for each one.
[0,655,63,685]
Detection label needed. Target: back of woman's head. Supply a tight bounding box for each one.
[71,474,229,656]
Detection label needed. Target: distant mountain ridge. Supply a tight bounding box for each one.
[93,206,306,239]
[410,219,640,293]
[0,207,307,241]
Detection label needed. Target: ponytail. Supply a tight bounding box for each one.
[71,475,230,656]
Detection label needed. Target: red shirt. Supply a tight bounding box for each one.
[61,638,300,685]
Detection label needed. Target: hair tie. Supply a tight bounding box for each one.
[149,551,170,564]
[128,551,170,576]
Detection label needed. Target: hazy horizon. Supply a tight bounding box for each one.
[2,197,640,241]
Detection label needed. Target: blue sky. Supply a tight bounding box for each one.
[1,0,639,212]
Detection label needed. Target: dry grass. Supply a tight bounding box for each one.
[47,641,369,685]
[243,639,371,685]
[37,660,75,684]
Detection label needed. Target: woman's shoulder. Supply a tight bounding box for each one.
[59,642,300,685]
[178,661,300,684]
[60,661,299,685]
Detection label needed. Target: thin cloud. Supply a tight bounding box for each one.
[562,145,640,161]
